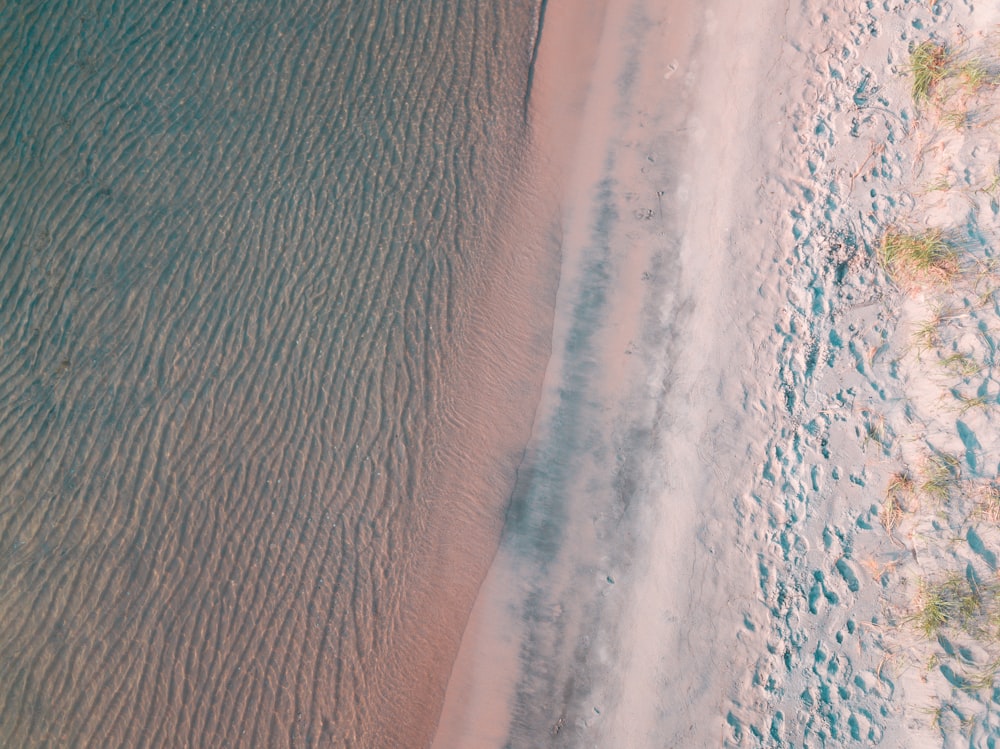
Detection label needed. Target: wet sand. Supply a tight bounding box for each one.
[436,0,779,744]
[435,0,1000,746]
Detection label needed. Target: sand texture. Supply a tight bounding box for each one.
[435,0,1000,746]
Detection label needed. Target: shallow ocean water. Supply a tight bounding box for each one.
[0,1,555,746]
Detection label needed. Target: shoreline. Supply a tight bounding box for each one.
[435,0,774,744]
[435,0,1000,746]
[431,1,614,744]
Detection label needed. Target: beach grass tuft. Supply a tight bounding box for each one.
[913,318,943,354]
[941,352,980,377]
[963,662,1000,691]
[881,493,905,533]
[958,59,993,91]
[920,453,959,504]
[879,228,959,286]
[925,174,951,192]
[957,394,989,414]
[863,411,890,450]
[909,573,986,638]
[940,108,968,130]
[888,471,915,495]
[979,170,1000,197]
[911,579,954,637]
[924,704,943,730]
[973,484,1000,522]
[910,41,952,103]
[881,471,913,532]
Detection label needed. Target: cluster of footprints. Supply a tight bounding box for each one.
[727,7,1000,747]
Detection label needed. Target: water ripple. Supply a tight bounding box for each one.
[0,1,553,746]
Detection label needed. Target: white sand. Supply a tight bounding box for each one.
[870,6,1000,744]
[435,0,1000,746]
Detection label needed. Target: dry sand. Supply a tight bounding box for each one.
[435,0,1000,746]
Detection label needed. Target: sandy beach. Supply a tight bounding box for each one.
[434,0,1000,746]
[6,0,1000,745]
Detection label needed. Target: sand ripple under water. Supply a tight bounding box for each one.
[0,1,557,746]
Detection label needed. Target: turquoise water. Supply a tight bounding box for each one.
[0,1,555,745]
